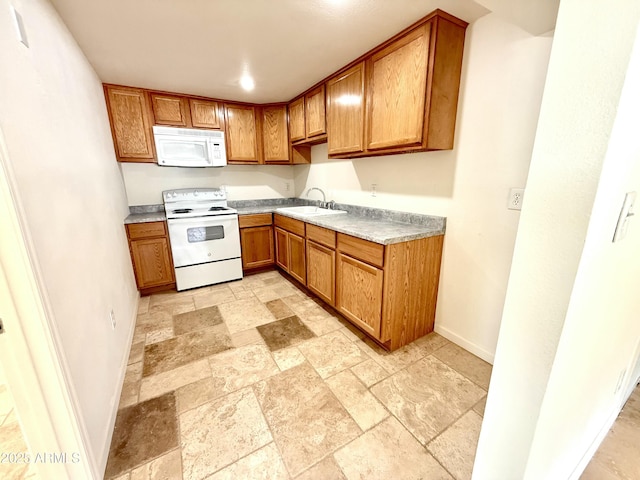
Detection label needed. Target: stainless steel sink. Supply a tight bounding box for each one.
[276,206,347,217]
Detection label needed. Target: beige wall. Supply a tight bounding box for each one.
[294,13,553,362]
[474,0,640,478]
[120,163,296,205]
[0,0,138,474]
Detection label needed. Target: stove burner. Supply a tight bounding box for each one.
[209,206,228,211]
[173,208,193,214]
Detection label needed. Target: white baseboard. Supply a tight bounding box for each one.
[434,325,495,365]
[98,293,140,474]
[568,407,620,480]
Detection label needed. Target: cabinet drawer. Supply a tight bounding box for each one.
[126,221,167,240]
[239,213,273,228]
[274,214,305,237]
[306,224,336,249]
[337,233,384,268]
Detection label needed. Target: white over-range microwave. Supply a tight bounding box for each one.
[153,126,227,167]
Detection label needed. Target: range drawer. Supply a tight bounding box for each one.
[337,233,384,268]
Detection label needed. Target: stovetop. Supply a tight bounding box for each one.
[163,187,237,219]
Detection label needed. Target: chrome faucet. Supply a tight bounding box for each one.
[306,187,326,208]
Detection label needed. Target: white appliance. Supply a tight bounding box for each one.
[163,188,242,291]
[153,126,227,167]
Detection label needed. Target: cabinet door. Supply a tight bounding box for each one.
[130,237,175,289]
[224,104,258,162]
[150,94,188,126]
[307,240,335,306]
[262,105,290,163]
[288,98,305,142]
[305,85,326,138]
[275,227,289,271]
[367,24,431,150]
[190,99,223,129]
[336,253,383,339]
[288,232,306,285]
[327,62,365,155]
[241,226,274,270]
[105,86,154,161]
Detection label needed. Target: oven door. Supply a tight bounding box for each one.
[167,215,241,268]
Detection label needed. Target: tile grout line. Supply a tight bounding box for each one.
[247,383,292,478]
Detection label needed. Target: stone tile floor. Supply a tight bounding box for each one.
[105,270,492,480]
[0,269,636,479]
[0,375,38,479]
[581,384,640,480]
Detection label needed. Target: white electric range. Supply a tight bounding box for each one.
[162,188,242,291]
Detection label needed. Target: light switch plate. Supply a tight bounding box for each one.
[10,5,29,47]
[613,191,636,242]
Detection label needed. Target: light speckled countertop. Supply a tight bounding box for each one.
[235,201,445,245]
[124,205,166,224]
[125,199,446,245]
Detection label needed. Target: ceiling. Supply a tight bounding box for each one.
[49,0,557,104]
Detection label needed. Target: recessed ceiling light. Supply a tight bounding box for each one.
[240,73,255,91]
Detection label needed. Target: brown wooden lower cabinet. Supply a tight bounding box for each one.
[306,240,336,306]
[239,214,275,271]
[240,226,274,270]
[271,213,444,351]
[336,252,384,338]
[288,233,306,284]
[126,221,175,294]
[274,223,306,284]
[275,227,289,270]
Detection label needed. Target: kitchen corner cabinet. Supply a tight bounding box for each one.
[274,214,306,284]
[126,221,175,294]
[239,214,275,271]
[224,104,259,163]
[104,85,155,163]
[261,105,290,164]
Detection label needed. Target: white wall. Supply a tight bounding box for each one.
[120,163,296,205]
[294,13,553,362]
[0,0,138,475]
[473,1,640,478]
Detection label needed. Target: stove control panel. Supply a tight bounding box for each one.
[163,188,226,203]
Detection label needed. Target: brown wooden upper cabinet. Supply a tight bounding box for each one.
[367,25,430,151]
[224,104,259,163]
[261,105,290,164]
[288,97,305,142]
[150,93,189,127]
[104,85,155,163]
[327,62,366,156]
[327,10,467,158]
[288,85,326,144]
[305,85,326,138]
[104,9,466,165]
[189,99,223,129]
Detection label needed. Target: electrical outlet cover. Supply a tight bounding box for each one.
[508,188,525,210]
